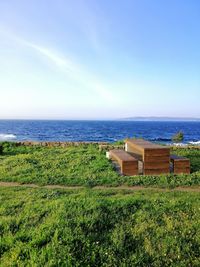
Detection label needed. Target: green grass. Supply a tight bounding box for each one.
[0,187,200,266]
[0,142,200,188]
[1,143,200,265]
[0,142,119,186]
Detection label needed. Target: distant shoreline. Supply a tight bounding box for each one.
[0,118,200,122]
[120,117,200,122]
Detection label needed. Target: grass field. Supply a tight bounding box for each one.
[0,142,200,188]
[0,143,200,266]
[0,187,200,266]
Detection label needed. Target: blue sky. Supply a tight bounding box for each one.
[0,0,199,119]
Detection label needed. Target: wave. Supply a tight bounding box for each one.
[0,134,17,141]
[150,137,171,142]
[189,141,200,145]
[172,141,200,146]
[171,142,186,147]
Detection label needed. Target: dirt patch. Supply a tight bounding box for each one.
[0,181,200,193]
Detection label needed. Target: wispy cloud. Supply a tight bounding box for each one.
[27,43,72,68]
[0,28,117,103]
[24,41,115,102]
[23,40,78,73]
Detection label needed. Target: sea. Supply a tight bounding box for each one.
[0,120,200,145]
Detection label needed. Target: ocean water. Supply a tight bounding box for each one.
[0,120,200,144]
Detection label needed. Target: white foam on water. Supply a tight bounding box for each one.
[189,141,200,145]
[0,134,17,141]
[171,142,186,147]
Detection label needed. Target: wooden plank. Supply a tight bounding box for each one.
[126,139,168,149]
[144,155,170,163]
[174,166,190,171]
[171,157,190,163]
[174,162,190,168]
[144,162,170,169]
[121,168,138,176]
[126,139,170,157]
[122,163,138,176]
[170,154,188,161]
[121,160,138,167]
[144,148,170,156]
[109,150,137,162]
[126,152,143,161]
[125,141,144,154]
[122,162,138,167]
[122,162,138,169]
[174,168,190,174]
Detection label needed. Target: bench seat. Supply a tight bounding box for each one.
[108,149,138,176]
[170,154,190,174]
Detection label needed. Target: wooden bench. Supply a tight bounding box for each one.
[108,149,138,176]
[170,155,190,174]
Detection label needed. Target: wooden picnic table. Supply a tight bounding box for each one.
[125,139,170,175]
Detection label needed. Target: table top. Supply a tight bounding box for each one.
[126,139,170,151]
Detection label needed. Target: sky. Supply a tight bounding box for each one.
[0,0,199,120]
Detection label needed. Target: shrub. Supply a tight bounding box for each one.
[172,131,184,142]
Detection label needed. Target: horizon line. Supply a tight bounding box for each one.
[0,117,200,121]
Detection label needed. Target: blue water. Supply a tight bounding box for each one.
[0,120,200,144]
